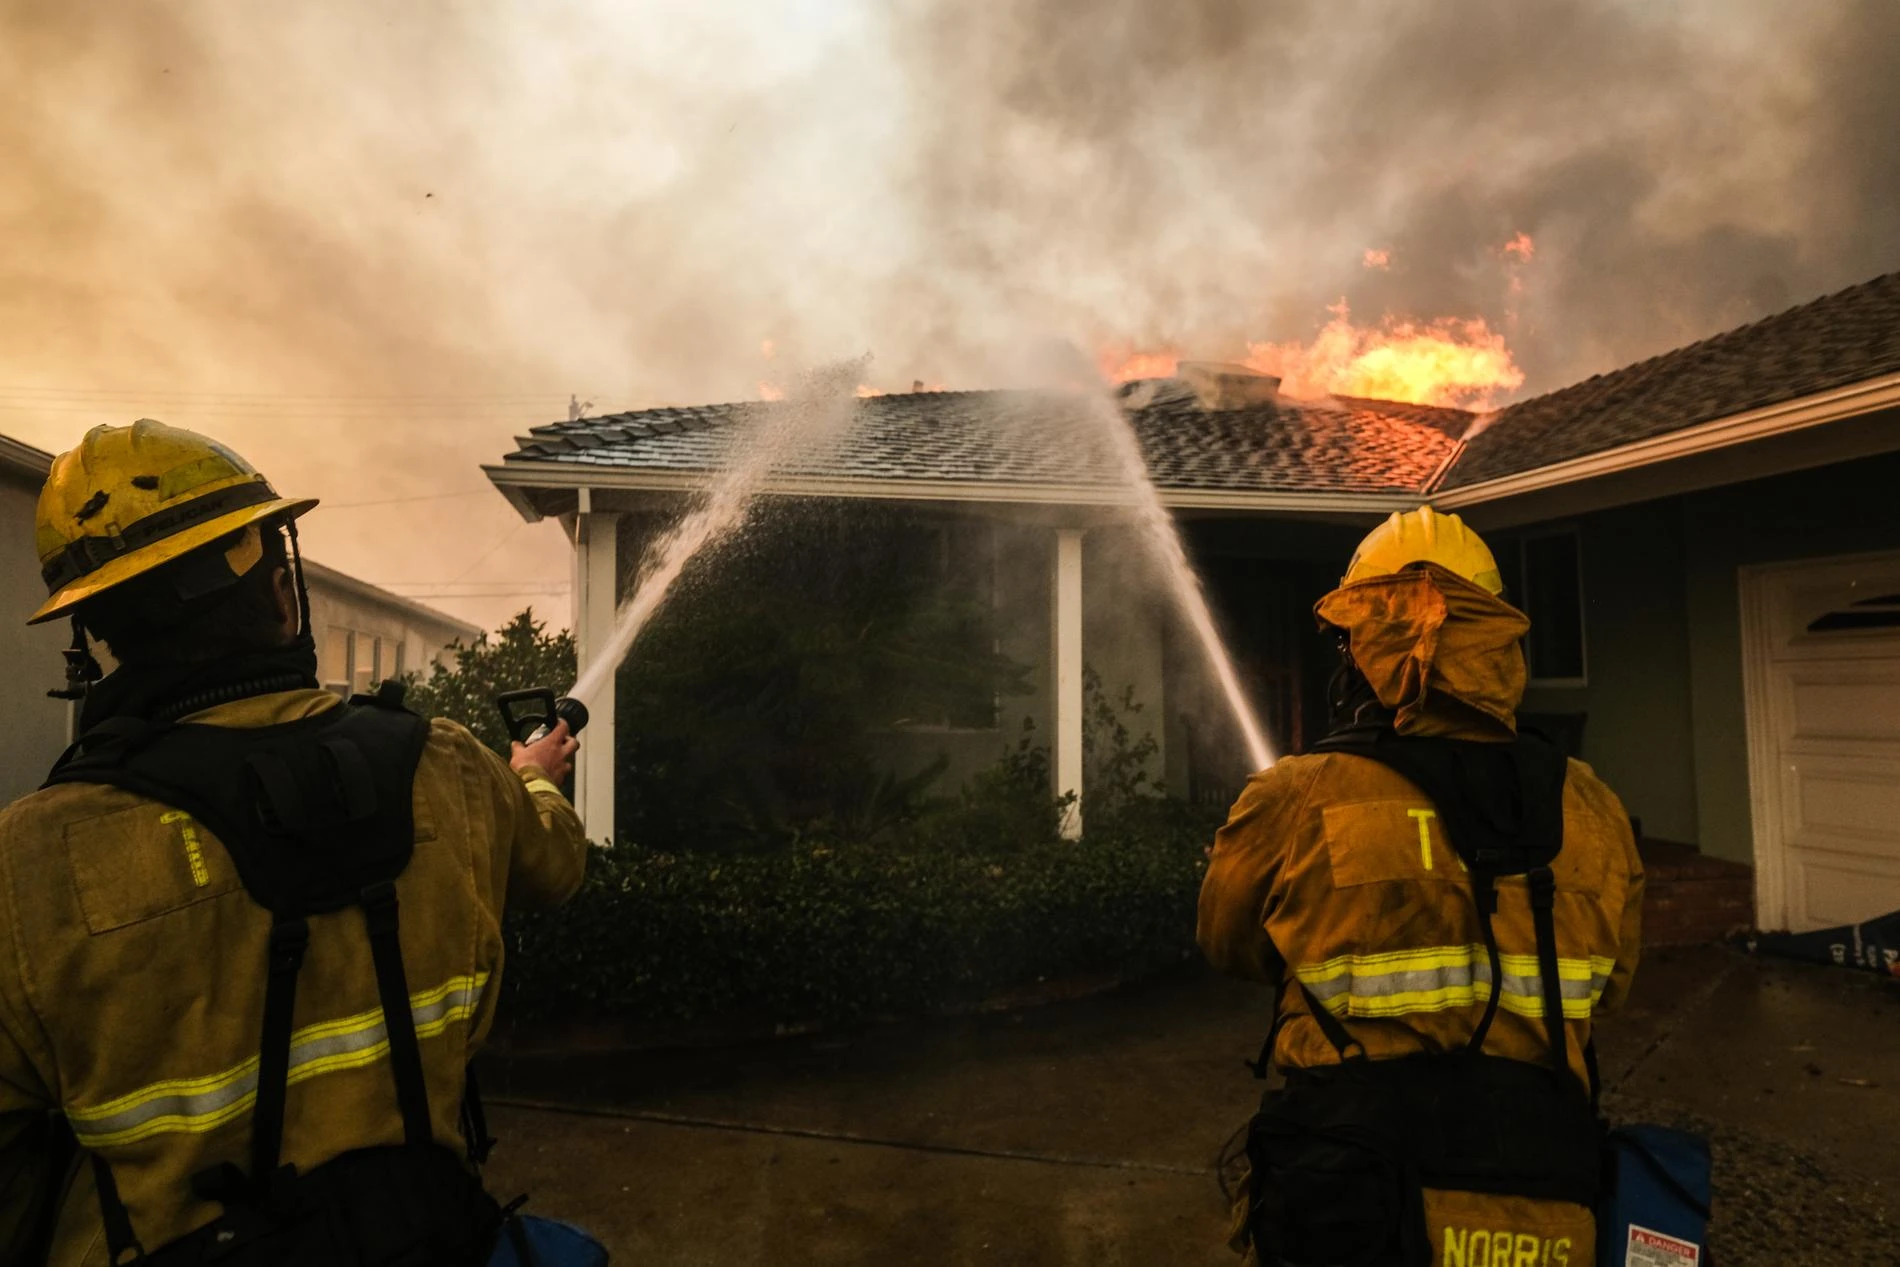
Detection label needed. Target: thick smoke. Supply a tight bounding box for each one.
[0,0,1893,624]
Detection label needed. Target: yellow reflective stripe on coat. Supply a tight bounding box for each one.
[68,973,488,1148]
[1295,946,1613,1020]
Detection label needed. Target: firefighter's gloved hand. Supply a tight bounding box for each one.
[511,719,578,785]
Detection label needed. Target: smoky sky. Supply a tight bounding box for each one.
[0,0,1894,626]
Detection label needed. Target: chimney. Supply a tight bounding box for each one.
[1177,361,1280,410]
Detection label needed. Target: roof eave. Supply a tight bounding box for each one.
[1433,370,1900,509]
[0,434,54,484]
[483,461,1421,517]
[300,559,483,642]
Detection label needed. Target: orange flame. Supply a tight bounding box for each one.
[1098,345,1181,382]
[1242,301,1523,409]
[758,381,784,401]
[1501,232,1534,262]
[1362,247,1391,270]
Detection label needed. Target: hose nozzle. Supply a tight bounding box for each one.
[497,688,589,744]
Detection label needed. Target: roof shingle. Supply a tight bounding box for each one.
[1441,271,1900,489]
[503,383,1471,498]
[495,270,1900,503]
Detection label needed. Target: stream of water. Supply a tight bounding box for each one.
[566,359,865,708]
[568,354,1274,778]
[1080,388,1277,772]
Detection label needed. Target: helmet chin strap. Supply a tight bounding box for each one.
[284,516,315,650]
[49,616,103,702]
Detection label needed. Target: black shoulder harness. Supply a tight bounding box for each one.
[46,681,447,1259]
[1305,724,1578,1082]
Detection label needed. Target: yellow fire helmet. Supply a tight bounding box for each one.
[30,419,317,625]
[1342,505,1504,595]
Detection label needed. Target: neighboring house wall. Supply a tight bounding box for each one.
[303,562,479,694]
[0,450,74,804]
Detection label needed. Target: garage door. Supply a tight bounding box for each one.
[1743,551,1900,931]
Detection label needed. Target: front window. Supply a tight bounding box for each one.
[1497,529,1587,685]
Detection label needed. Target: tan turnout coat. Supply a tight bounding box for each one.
[0,689,587,1266]
[1199,566,1644,1266]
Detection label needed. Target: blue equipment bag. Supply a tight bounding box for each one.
[1597,1125,1711,1266]
[488,1213,612,1267]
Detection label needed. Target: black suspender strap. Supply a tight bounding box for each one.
[1526,866,1572,1080]
[1464,867,1506,1054]
[360,881,434,1149]
[1295,980,1368,1062]
[92,1153,146,1265]
[250,914,310,1204]
[461,1063,497,1166]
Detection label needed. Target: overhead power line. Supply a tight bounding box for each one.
[321,489,497,509]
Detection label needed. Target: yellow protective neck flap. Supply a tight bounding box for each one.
[1314,564,1530,740]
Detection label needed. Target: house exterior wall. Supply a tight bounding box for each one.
[874,519,1061,789]
[874,522,1171,800]
[1510,443,1900,866]
[1680,446,1900,864]
[1514,497,1701,846]
[0,468,74,804]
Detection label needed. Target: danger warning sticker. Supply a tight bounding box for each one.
[1626,1223,1700,1266]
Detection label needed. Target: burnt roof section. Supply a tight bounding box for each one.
[1441,271,1900,489]
[500,384,1471,498]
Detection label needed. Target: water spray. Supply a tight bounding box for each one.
[1076,384,1276,772]
[563,357,869,709]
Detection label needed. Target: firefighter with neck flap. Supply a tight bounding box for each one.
[1200,507,1643,1267]
[0,420,589,1266]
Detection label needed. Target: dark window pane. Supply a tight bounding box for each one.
[1809,609,1900,632]
[1525,533,1585,680]
[1495,537,1525,610]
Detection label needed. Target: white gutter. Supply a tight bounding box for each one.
[1434,371,1900,509]
[481,462,1418,517]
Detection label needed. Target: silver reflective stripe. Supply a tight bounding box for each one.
[1292,946,1612,1020]
[71,974,486,1147]
[1301,962,1607,1004]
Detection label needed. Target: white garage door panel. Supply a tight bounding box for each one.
[1785,677,1900,743]
[1745,550,1900,931]
[1798,857,1900,928]
[1784,762,1900,850]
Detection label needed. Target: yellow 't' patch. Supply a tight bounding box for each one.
[160,811,210,887]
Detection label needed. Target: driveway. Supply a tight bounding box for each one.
[479,946,1899,1265]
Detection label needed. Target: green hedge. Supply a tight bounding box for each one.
[501,815,1215,1024]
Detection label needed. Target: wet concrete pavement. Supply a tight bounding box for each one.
[480,946,1899,1265]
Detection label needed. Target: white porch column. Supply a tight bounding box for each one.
[1053,527,1085,840]
[571,491,619,844]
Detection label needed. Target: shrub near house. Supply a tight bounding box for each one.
[406,605,1216,1026]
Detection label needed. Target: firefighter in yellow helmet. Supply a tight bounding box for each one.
[1200,506,1643,1266]
[0,421,588,1265]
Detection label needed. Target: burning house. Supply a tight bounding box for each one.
[485,271,1900,937]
